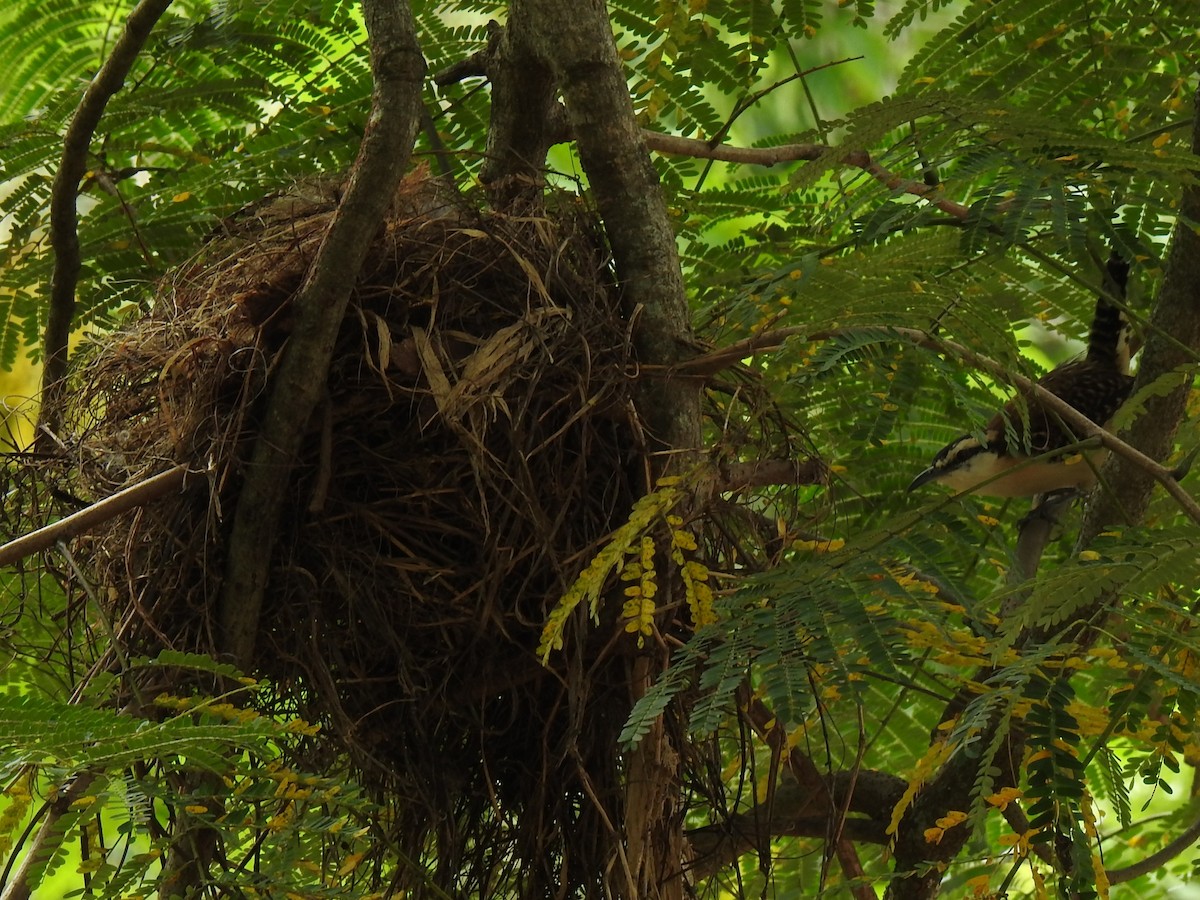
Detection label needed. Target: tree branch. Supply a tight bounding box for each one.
[40,0,175,447]
[673,325,1200,524]
[639,131,971,219]
[0,465,189,567]
[516,1,696,387]
[712,458,826,493]
[687,789,893,883]
[512,3,699,897]
[218,0,425,668]
[1107,815,1200,884]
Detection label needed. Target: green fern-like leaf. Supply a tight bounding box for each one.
[1094,744,1133,829]
[0,694,273,772]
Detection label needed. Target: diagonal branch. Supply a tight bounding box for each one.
[1107,815,1200,884]
[639,131,971,219]
[671,325,1200,524]
[218,0,425,668]
[0,772,97,900]
[0,465,188,567]
[40,0,175,447]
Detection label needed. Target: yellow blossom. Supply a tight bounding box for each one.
[985,787,1022,811]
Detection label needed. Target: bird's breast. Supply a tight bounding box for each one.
[936,448,1110,497]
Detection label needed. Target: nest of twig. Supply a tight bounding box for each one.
[46,163,811,894]
[57,168,660,892]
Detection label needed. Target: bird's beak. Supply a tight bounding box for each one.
[908,466,941,492]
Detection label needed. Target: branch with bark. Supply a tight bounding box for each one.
[501,2,700,897]
[472,20,560,209]
[218,0,426,668]
[1078,88,1200,544]
[686,774,901,881]
[673,325,1200,524]
[640,131,971,219]
[437,58,972,222]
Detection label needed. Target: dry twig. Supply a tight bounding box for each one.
[0,465,188,567]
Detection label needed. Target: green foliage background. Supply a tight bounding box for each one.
[0,0,1198,896]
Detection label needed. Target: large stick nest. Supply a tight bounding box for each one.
[49,164,809,894]
[61,168,657,893]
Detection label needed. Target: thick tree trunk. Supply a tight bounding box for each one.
[512,1,699,896]
[1080,87,1200,542]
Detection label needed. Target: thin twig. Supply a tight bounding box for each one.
[640,131,971,219]
[740,690,878,900]
[1107,816,1200,884]
[41,0,175,446]
[0,465,189,568]
[693,57,861,192]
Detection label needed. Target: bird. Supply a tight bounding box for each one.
[908,254,1134,498]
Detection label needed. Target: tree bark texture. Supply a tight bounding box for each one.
[478,20,559,210]
[218,0,426,668]
[1080,85,1200,543]
[512,1,699,897]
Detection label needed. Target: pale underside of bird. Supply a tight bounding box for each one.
[909,254,1133,499]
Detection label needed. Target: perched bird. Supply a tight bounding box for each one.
[909,254,1134,498]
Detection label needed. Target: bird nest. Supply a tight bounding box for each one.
[46,168,802,893]
[49,168,654,881]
